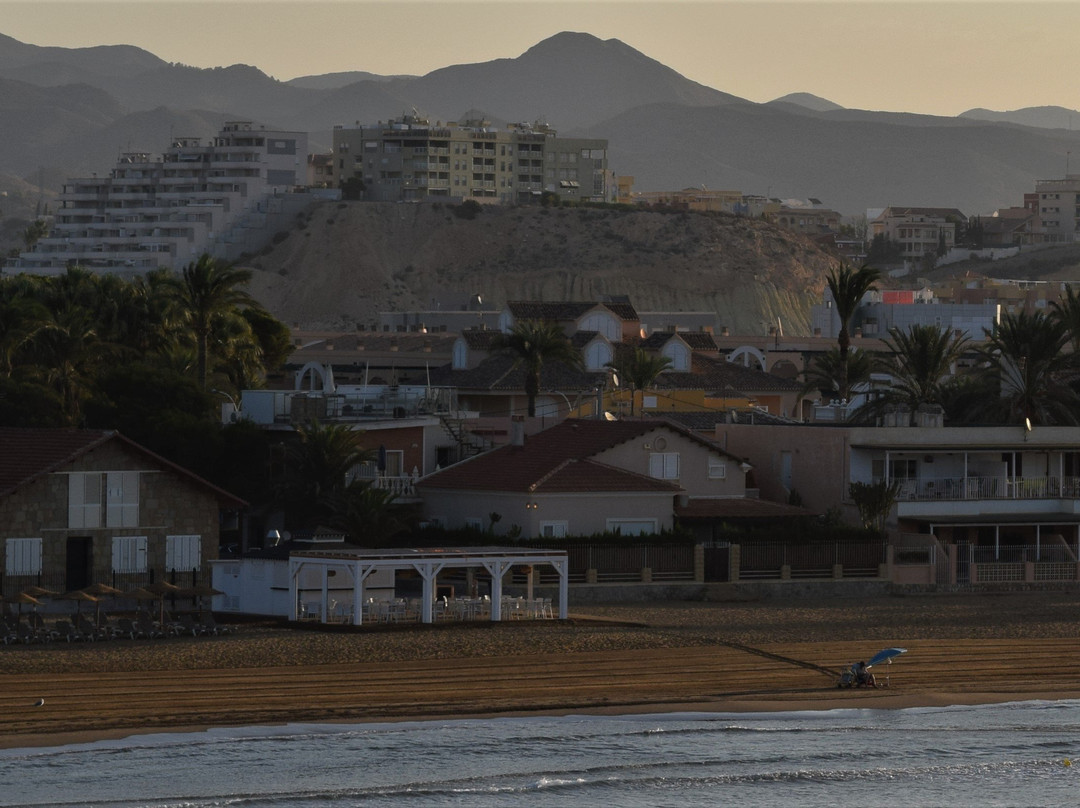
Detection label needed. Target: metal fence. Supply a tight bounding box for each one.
[738,541,884,580]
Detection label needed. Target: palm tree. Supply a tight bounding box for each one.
[160,254,256,389]
[606,347,672,416]
[861,324,969,424]
[283,420,375,528]
[799,347,874,405]
[493,319,582,417]
[826,262,881,399]
[974,310,1080,425]
[1050,283,1080,352]
[0,279,48,378]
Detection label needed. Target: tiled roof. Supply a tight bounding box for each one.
[461,328,504,349]
[655,354,802,393]
[0,427,246,505]
[639,331,718,351]
[418,418,728,493]
[427,354,605,391]
[675,498,819,519]
[507,300,639,323]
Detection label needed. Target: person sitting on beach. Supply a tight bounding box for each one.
[853,661,876,688]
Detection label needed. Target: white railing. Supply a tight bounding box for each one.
[884,475,1080,501]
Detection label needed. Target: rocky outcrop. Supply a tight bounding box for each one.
[244,201,838,332]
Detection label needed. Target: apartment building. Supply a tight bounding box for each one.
[11,122,309,274]
[331,114,610,204]
[1034,175,1080,243]
[870,206,964,259]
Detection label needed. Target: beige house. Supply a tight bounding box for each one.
[715,420,1080,551]
[0,429,245,596]
[417,418,752,538]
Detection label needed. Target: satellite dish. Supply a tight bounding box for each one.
[603,411,617,421]
[1025,417,1033,433]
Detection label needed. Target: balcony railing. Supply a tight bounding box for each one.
[881,475,1080,501]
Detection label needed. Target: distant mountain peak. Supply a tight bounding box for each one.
[768,92,844,112]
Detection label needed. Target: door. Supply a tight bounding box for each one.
[66,536,93,591]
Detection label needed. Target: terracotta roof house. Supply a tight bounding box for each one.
[416,418,755,538]
[0,428,245,596]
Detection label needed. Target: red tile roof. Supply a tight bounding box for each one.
[418,418,729,493]
[0,428,246,506]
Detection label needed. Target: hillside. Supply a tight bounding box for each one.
[243,202,836,332]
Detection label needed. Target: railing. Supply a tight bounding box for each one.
[369,474,418,499]
[884,475,1080,501]
[738,541,883,580]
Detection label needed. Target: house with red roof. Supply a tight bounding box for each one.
[0,428,245,596]
[416,418,756,538]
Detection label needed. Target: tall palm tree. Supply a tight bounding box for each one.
[975,310,1080,425]
[284,420,375,528]
[493,319,582,417]
[826,262,881,399]
[0,279,48,378]
[862,324,969,424]
[160,254,256,389]
[606,347,672,416]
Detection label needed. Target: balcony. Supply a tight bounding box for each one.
[884,475,1080,501]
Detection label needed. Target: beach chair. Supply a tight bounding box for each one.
[113,617,137,639]
[134,611,164,639]
[76,612,106,641]
[175,613,207,637]
[54,620,86,642]
[200,612,232,635]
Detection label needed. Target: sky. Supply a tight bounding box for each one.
[2,0,1078,117]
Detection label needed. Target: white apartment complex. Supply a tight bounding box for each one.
[11,122,309,274]
[1034,175,1080,243]
[870,206,964,259]
[332,114,611,204]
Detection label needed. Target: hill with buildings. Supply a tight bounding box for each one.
[243,201,835,332]
[1,31,1078,217]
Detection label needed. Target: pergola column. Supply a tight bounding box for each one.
[414,562,446,623]
[481,560,516,621]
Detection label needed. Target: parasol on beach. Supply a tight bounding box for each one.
[57,589,99,617]
[12,592,41,617]
[147,581,184,624]
[180,583,224,612]
[867,647,907,668]
[20,586,57,599]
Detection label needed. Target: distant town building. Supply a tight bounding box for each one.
[870,206,966,260]
[331,114,611,204]
[9,122,311,274]
[763,199,842,237]
[811,286,999,341]
[1034,174,1080,243]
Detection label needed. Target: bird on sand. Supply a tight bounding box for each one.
[33,698,44,707]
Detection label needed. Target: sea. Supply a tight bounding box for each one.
[3,700,1080,807]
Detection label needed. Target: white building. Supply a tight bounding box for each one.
[11,122,311,274]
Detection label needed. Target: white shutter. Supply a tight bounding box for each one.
[69,473,102,528]
[106,471,139,527]
[649,453,663,478]
[111,536,147,573]
[5,538,42,575]
[166,535,201,572]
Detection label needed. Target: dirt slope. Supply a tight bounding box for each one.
[244,202,837,331]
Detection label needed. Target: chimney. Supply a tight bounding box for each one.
[510,416,525,447]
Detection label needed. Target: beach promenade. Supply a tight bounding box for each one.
[3,590,1080,749]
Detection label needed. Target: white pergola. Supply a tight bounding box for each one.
[287,546,569,625]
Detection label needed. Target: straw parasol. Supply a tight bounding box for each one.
[57,589,99,617]
[20,586,57,599]
[12,592,41,617]
[180,583,225,612]
[82,582,124,625]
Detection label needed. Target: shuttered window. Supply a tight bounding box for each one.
[166,535,201,573]
[111,536,147,573]
[5,538,42,575]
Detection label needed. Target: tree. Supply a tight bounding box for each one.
[973,310,1080,425]
[849,479,902,543]
[282,420,374,528]
[493,320,582,417]
[160,254,257,390]
[799,347,874,406]
[1050,283,1080,352]
[606,347,672,416]
[21,219,48,251]
[825,262,881,403]
[860,324,969,424]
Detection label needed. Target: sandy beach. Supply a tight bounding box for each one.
[3,590,1080,749]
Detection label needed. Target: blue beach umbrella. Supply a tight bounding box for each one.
[868,647,907,668]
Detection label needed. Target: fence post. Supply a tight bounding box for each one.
[948,544,958,586]
[1024,561,1035,583]
[729,543,740,583]
[780,564,791,580]
[832,564,843,580]
[880,544,893,581]
[586,568,598,584]
[694,544,705,583]
[641,567,652,583]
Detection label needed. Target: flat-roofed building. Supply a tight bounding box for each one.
[332,114,610,204]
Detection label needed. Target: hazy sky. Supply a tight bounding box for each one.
[4,1,1078,117]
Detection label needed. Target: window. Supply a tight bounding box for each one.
[5,538,42,575]
[606,519,657,536]
[106,471,140,527]
[584,340,613,371]
[708,460,727,479]
[112,536,147,573]
[166,535,201,572]
[539,521,568,538]
[464,517,484,531]
[662,341,690,371]
[69,472,103,528]
[649,452,680,479]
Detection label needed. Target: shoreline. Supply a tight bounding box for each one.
[5,690,1077,752]
[4,593,1080,750]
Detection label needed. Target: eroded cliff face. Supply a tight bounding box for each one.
[245,201,836,332]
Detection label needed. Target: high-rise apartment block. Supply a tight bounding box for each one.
[332,114,611,204]
[11,122,309,274]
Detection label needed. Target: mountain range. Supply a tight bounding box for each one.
[1,30,1079,215]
